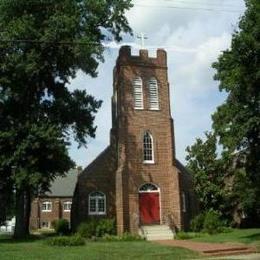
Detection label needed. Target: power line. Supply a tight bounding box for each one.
[146,0,243,9]
[134,3,243,13]
[0,39,102,46]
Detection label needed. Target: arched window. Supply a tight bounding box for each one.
[148,78,159,110]
[42,201,52,212]
[88,191,106,215]
[143,131,154,163]
[63,201,72,212]
[133,77,143,109]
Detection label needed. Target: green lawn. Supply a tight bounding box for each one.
[0,235,199,260]
[189,228,260,250]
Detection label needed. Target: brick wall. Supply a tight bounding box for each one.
[30,197,72,229]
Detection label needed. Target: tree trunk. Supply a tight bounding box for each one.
[13,188,31,239]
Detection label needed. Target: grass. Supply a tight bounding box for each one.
[0,234,199,260]
[188,228,260,251]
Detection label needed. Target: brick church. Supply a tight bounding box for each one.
[72,46,197,237]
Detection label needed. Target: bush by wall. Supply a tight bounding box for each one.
[52,219,70,235]
[203,210,224,234]
[190,213,205,232]
[190,210,225,234]
[77,218,116,238]
[95,218,116,237]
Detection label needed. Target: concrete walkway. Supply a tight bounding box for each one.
[154,240,257,257]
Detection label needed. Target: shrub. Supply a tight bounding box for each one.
[77,218,116,238]
[95,218,116,237]
[176,232,197,240]
[101,232,144,241]
[77,219,97,238]
[45,235,85,246]
[203,210,224,234]
[52,219,70,235]
[190,213,205,232]
[221,227,233,233]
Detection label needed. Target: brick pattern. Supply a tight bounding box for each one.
[71,46,197,234]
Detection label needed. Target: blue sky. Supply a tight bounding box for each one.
[68,0,246,167]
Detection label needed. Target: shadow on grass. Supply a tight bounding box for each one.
[0,232,57,244]
[242,233,260,242]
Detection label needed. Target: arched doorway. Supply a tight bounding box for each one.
[139,183,160,225]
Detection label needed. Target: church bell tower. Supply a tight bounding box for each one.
[112,46,182,234]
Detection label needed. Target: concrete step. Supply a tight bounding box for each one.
[139,225,175,241]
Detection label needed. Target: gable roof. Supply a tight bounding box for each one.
[45,169,79,197]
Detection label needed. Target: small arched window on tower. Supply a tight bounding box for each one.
[143,131,154,163]
[133,77,143,109]
[148,78,159,110]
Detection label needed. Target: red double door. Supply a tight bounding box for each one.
[139,192,160,225]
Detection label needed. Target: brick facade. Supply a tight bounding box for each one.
[30,197,72,229]
[30,169,78,230]
[72,46,198,234]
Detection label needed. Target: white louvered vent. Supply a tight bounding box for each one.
[148,78,159,110]
[133,77,143,109]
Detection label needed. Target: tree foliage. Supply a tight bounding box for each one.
[186,133,255,225]
[186,0,260,225]
[186,133,226,212]
[212,0,260,220]
[0,0,132,238]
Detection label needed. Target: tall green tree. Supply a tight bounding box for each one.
[212,0,260,222]
[0,0,132,238]
[186,133,254,225]
[186,132,226,213]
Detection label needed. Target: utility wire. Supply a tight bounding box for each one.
[0,0,244,13]
[134,3,242,13]
[0,39,102,45]
[144,0,243,9]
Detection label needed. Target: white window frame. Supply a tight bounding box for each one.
[88,191,106,216]
[133,77,144,109]
[139,183,160,193]
[42,201,52,212]
[63,201,72,212]
[143,131,154,164]
[148,78,159,110]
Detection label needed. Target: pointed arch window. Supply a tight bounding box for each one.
[88,191,106,215]
[133,77,143,109]
[148,78,159,110]
[143,132,154,163]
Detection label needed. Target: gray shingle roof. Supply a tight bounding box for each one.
[45,169,79,197]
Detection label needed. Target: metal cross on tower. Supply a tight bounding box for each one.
[137,32,148,49]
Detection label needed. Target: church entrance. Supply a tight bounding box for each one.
[139,183,160,225]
